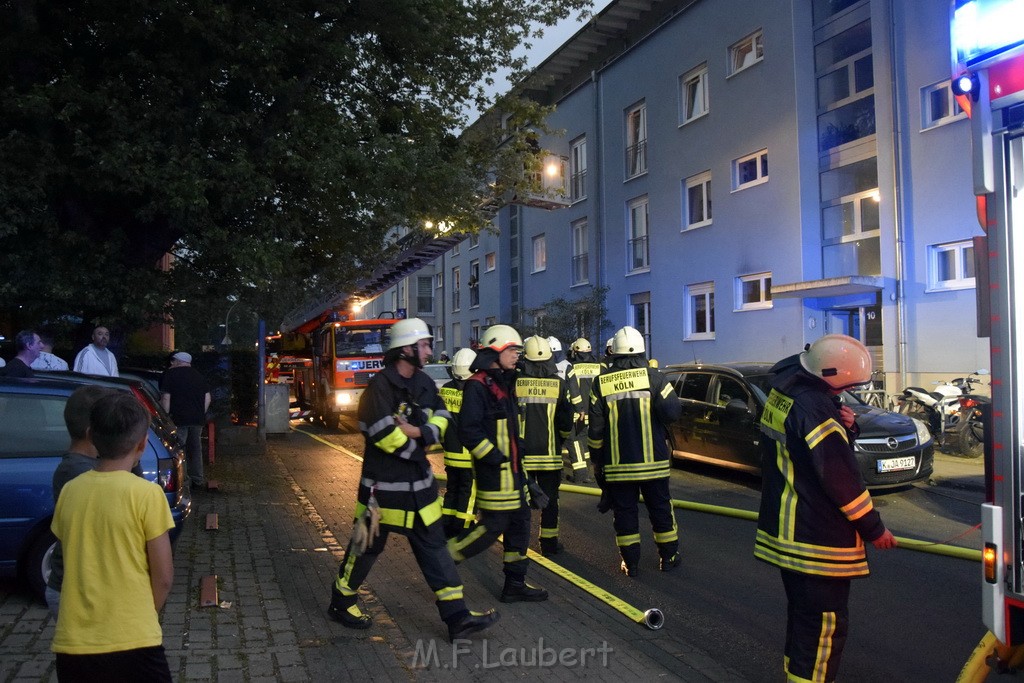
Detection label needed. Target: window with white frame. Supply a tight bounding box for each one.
[729,29,763,76]
[679,63,709,124]
[625,102,647,178]
[470,321,480,347]
[469,260,480,308]
[434,324,443,344]
[571,218,589,286]
[921,79,965,130]
[451,267,461,311]
[683,171,712,229]
[416,276,434,315]
[532,234,547,272]
[928,240,976,291]
[732,149,768,191]
[435,272,443,290]
[571,136,587,202]
[685,282,715,340]
[485,252,496,272]
[469,234,479,249]
[485,316,496,326]
[452,241,460,256]
[820,157,881,278]
[628,196,649,272]
[630,292,652,355]
[451,322,461,349]
[735,272,773,311]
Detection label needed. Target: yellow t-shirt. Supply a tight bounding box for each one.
[51,469,175,654]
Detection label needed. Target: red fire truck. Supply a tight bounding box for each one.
[290,313,398,427]
[949,0,1024,671]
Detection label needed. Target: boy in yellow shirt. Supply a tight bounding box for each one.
[51,392,175,681]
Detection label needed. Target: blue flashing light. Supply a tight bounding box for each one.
[952,0,1024,68]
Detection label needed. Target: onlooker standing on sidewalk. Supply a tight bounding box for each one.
[1,330,43,377]
[448,324,549,603]
[73,326,119,377]
[31,333,70,371]
[588,326,682,577]
[51,392,175,682]
[755,335,897,683]
[45,385,115,615]
[328,318,499,642]
[516,336,573,556]
[159,351,211,489]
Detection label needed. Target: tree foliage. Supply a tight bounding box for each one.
[526,286,612,349]
[0,0,590,334]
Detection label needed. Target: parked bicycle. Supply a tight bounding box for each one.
[850,370,889,409]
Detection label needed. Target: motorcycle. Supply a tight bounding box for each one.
[954,370,990,458]
[897,370,988,454]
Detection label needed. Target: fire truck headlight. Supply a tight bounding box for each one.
[984,543,998,583]
[911,417,932,445]
[334,391,352,407]
[336,360,350,372]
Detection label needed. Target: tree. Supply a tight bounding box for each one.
[0,0,590,334]
[526,286,611,349]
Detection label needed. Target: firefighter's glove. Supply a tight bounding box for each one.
[527,479,550,510]
[350,495,382,556]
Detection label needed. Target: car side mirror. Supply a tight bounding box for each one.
[724,398,751,416]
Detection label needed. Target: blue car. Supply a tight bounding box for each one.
[0,376,192,597]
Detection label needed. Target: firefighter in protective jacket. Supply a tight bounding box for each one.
[588,326,682,577]
[448,324,549,603]
[327,318,499,642]
[755,334,896,683]
[517,336,574,555]
[439,347,477,538]
[565,337,601,482]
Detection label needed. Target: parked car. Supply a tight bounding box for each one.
[662,362,934,489]
[422,363,452,390]
[0,376,191,598]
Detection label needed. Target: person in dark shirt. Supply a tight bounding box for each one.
[159,352,211,488]
[2,330,43,377]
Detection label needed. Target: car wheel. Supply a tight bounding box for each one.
[23,528,57,600]
[956,420,984,459]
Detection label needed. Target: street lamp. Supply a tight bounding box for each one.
[222,297,239,347]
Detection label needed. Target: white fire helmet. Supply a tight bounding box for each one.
[546,336,563,353]
[571,338,592,353]
[611,326,646,355]
[799,334,872,390]
[388,318,433,350]
[524,336,553,361]
[451,348,476,380]
[480,324,524,352]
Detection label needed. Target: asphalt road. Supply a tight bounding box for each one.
[312,419,984,682]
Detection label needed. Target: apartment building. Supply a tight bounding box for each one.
[363,0,989,387]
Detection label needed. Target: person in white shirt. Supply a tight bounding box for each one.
[73,326,119,377]
[31,334,70,371]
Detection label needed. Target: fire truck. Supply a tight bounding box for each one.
[949,0,1024,668]
[289,313,398,427]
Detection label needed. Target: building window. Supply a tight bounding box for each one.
[417,276,434,315]
[485,252,496,272]
[630,292,651,355]
[679,63,709,124]
[686,282,715,340]
[435,272,444,290]
[821,158,881,278]
[729,29,763,76]
[469,260,480,308]
[921,79,965,130]
[532,234,547,273]
[625,102,647,179]
[816,20,874,153]
[929,240,976,291]
[571,218,589,286]
[683,171,712,230]
[451,267,461,311]
[485,316,496,327]
[733,149,768,191]
[452,241,460,256]
[469,234,479,249]
[736,272,772,311]
[628,196,649,272]
[451,322,461,349]
[470,321,480,347]
[571,136,587,202]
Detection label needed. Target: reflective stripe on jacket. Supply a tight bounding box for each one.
[460,370,528,511]
[516,373,573,472]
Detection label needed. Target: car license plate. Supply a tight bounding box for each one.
[877,456,916,473]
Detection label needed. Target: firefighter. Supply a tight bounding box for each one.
[565,338,601,483]
[448,324,548,603]
[588,326,682,577]
[755,334,897,682]
[439,348,477,538]
[517,336,574,556]
[546,336,571,380]
[327,318,499,642]
[266,353,281,383]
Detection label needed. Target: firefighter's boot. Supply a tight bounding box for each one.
[500,577,549,603]
[540,537,563,556]
[659,552,681,572]
[447,609,501,642]
[327,587,372,629]
[619,544,641,578]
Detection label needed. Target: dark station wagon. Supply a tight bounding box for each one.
[663,362,934,489]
